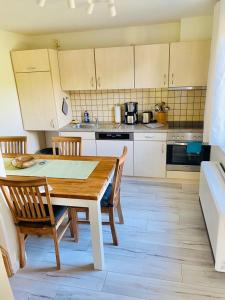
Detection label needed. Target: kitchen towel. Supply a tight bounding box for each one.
[186,142,202,154]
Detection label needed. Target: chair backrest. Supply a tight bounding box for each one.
[109,146,128,207]
[0,136,27,155]
[0,177,55,225]
[52,136,82,156]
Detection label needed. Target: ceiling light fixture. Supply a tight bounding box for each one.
[37,0,46,8]
[67,0,76,9]
[108,0,116,17]
[36,0,117,17]
[87,0,95,15]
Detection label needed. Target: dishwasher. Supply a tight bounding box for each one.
[95,132,134,176]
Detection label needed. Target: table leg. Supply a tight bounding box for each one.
[89,201,104,270]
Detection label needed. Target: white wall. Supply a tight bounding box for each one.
[27,22,180,50]
[0,29,45,153]
[180,16,213,41]
[27,16,213,51]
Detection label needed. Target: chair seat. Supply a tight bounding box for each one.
[16,205,67,228]
[101,184,113,207]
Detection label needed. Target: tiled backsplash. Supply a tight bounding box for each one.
[70,88,206,123]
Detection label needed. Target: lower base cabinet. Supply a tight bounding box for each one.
[96,140,134,176]
[134,141,166,178]
[60,132,97,156]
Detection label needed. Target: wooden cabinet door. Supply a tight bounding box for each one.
[11,49,50,73]
[169,41,210,87]
[135,44,169,88]
[58,49,96,91]
[96,140,134,176]
[15,72,58,130]
[134,141,166,178]
[95,46,134,89]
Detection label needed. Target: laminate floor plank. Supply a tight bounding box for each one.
[10,179,225,300]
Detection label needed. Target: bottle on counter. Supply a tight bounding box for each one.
[114,105,121,124]
[84,110,90,123]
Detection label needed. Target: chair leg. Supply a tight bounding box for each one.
[109,208,118,246]
[52,228,60,270]
[16,228,26,268]
[68,208,79,242]
[117,200,124,224]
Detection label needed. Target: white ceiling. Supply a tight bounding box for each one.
[0,0,217,35]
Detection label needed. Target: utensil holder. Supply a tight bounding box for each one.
[156,112,167,124]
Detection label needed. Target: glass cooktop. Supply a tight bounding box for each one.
[168,121,204,129]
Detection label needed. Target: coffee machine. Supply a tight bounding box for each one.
[124,102,138,125]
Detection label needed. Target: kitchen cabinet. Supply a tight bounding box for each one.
[58,49,96,91]
[169,41,210,87]
[135,44,169,88]
[11,49,50,73]
[12,49,72,131]
[60,132,97,156]
[134,133,166,178]
[96,140,133,176]
[95,46,134,89]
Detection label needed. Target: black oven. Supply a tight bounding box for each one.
[166,133,211,172]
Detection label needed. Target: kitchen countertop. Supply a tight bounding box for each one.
[59,122,203,133]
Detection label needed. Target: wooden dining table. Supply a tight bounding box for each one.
[2,154,117,271]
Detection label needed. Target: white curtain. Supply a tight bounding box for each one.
[204,0,225,151]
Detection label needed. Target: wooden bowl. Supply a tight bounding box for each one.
[11,156,36,169]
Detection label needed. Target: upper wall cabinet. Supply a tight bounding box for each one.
[11,49,50,73]
[135,44,169,89]
[11,49,72,131]
[95,46,134,90]
[58,49,96,91]
[169,41,210,87]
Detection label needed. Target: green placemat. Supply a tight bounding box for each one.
[3,158,99,180]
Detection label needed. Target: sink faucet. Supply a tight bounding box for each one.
[95,118,99,128]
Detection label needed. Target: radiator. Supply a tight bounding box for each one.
[199,161,225,272]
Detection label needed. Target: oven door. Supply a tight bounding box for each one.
[166,142,210,172]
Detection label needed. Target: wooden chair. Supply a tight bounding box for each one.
[0,136,27,154]
[70,146,127,246]
[52,136,82,156]
[52,136,90,220]
[0,246,13,277]
[0,177,77,270]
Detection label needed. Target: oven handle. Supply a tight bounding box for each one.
[167,142,188,146]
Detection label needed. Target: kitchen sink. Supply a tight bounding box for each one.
[71,123,96,129]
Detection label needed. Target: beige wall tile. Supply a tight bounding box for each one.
[70,88,206,122]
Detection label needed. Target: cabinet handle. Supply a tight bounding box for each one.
[161,143,165,154]
[50,119,55,128]
[90,77,94,88]
[97,77,101,88]
[171,73,174,85]
[144,136,154,139]
[163,74,167,86]
[27,67,36,70]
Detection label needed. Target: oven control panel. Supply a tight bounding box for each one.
[167,132,203,142]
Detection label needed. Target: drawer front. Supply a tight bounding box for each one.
[11,49,50,73]
[134,132,167,141]
[60,131,95,140]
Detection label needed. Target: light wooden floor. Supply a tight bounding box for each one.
[10,178,225,300]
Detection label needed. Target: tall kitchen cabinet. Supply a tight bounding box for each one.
[11,49,72,131]
[95,46,134,89]
[169,41,210,87]
[58,49,96,91]
[135,44,169,88]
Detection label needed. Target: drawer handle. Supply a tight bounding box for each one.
[27,67,36,70]
[145,136,154,139]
